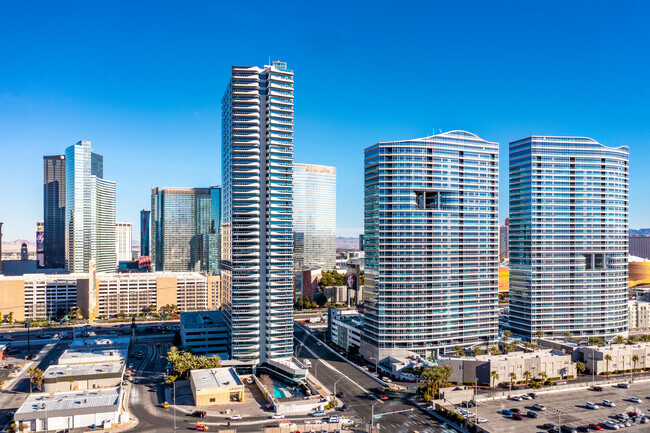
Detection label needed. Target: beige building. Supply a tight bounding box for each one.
[439,349,576,386]
[0,272,220,321]
[115,222,133,264]
[190,368,245,406]
[43,361,125,392]
[578,343,650,375]
[628,300,650,330]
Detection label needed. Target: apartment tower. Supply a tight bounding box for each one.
[361,130,499,361]
[221,61,296,373]
[509,136,629,339]
[65,141,116,273]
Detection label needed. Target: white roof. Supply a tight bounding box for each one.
[44,361,124,379]
[16,387,120,415]
[191,368,243,391]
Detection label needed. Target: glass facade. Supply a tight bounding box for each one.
[293,163,336,271]
[362,130,499,360]
[221,61,294,367]
[65,141,116,273]
[509,136,629,339]
[151,187,220,273]
[43,155,66,269]
[140,210,151,257]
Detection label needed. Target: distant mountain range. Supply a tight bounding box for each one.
[630,229,650,237]
[2,239,36,253]
[336,237,359,250]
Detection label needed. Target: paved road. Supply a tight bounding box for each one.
[294,325,457,433]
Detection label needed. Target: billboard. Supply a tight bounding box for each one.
[36,227,44,253]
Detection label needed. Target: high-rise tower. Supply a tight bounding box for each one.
[221,61,296,372]
[43,154,66,268]
[65,141,116,273]
[362,130,499,361]
[509,136,628,339]
[293,163,336,271]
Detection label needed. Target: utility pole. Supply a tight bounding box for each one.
[557,409,562,428]
[334,377,342,399]
[173,380,176,431]
[592,346,595,388]
[371,401,380,432]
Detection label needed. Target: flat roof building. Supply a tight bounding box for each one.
[15,387,123,432]
[43,361,125,392]
[180,311,229,359]
[189,367,244,406]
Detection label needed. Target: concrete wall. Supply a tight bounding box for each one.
[43,376,122,393]
[156,276,177,309]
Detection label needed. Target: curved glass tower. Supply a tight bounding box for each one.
[509,136,629,339]
[361,130,499,361]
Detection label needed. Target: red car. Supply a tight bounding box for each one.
[588,424,602,431]
[513,413,524,420]
[299,321,306,325]
[379,395,388,401]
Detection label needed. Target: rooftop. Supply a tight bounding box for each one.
[44,361,125,379]
[15,387,120,419]
[190,368,242,391]
[181,310,227,329]
[70,336,131,347]
[59,348,128,364]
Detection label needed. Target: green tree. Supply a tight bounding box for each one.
[627,335,637,345]
[3,312,14,324]
[562,331,572,342]
[167,347,221,380]
[488,346,501,356]
[632,354,639,382]
[159,304,179,317]
[576,362,586,380]
[68,307,82,320]
[615,335,625,345]
[509,372,517,388]
[490,370,499,386]
[641,334,650,343]
[28,368,44,392]
[421,365,453,399]
[523,370,532,386]
[539,371,548,383]
[501,330,512,343]
[471,346,485,356]
[604,354,612,375]
[453,345,465,357]
[535,329,544,340]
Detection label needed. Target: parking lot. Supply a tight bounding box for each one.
[473,380,650,432]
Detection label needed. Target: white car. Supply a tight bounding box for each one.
[630,397,642,403]
[521,394,532,400]
[476,417,488,423]
[229,414,242,420]
[271,413,284,419]
[603,399,615,407]
[312,410,326,417]
[362,366,369,371]
[511,396,523,401]
[604,421,620,430]
[371,372,379,377]
[382,377,392,383]
[586,401,599,409]
[532,404,546,411]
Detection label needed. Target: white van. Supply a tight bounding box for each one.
[304,359,312,368]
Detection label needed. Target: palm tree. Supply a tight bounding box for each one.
[453,345,465,357]
[488,346,501,356]
[563,331,572,342]
[471,346,485,356]
[501,330,512,343]
[523,370,532,387]
[604,354,612,375]
[632,354,639,383]
[535,329,544,341]
[539,371,548,385]
[628,335,637,345]
[576,362,586,382]
[641,334,650,343]
[490,370,499,387]
[615,335,625,345]
[509,372,517,395]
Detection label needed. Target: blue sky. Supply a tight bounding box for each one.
[2,1,650,241]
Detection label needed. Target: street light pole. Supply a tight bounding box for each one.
[557,409,562,428]
[371,400,380,432]
[592,346,595,388]
[173,380,176,431]
[475,377,479,421]
[334,378,342,399]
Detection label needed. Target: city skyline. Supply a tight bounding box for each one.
[3,2,650,241]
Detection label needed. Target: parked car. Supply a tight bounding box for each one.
[527,411,539,418]
[560,426,578,433]
[510,408,521,414]
[603,421,619,430]
[533,404,547,411]
[312,410,326,417]
[513,413,524,420]
[521,394,532,400]
[502,409,514,416]
[528,392,539,399]
[577,426,591,432]
[586,401,599,409]
[228,414,242,421]
[543,423,557,429]
[615,413,629,420]
[603,399,615,407]
[192,411,206,418]
[588,423,603,430]
[629,397,641,403]
[476,417,488,423]
[511,395,523,401]
[271,414,284,419]
[617,382,630,389]
[592,386,604,391]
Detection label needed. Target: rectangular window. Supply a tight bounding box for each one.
[415,191,440,210]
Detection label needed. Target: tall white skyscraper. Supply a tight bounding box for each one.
[221,62,304,377]
[115,222,133,263]
[65,141,116,273]
[362,130,499,361]
[509,136,628,339]
[293,163,336,271]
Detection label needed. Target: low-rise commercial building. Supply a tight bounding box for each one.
[14,387,124,432]
[629,300,650,330]
[59,337,130,365]
[576,343,650,375]
[180,311,229,359]
[43,361,125,392]
[189,368,244,406]
[439,349,576,386]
